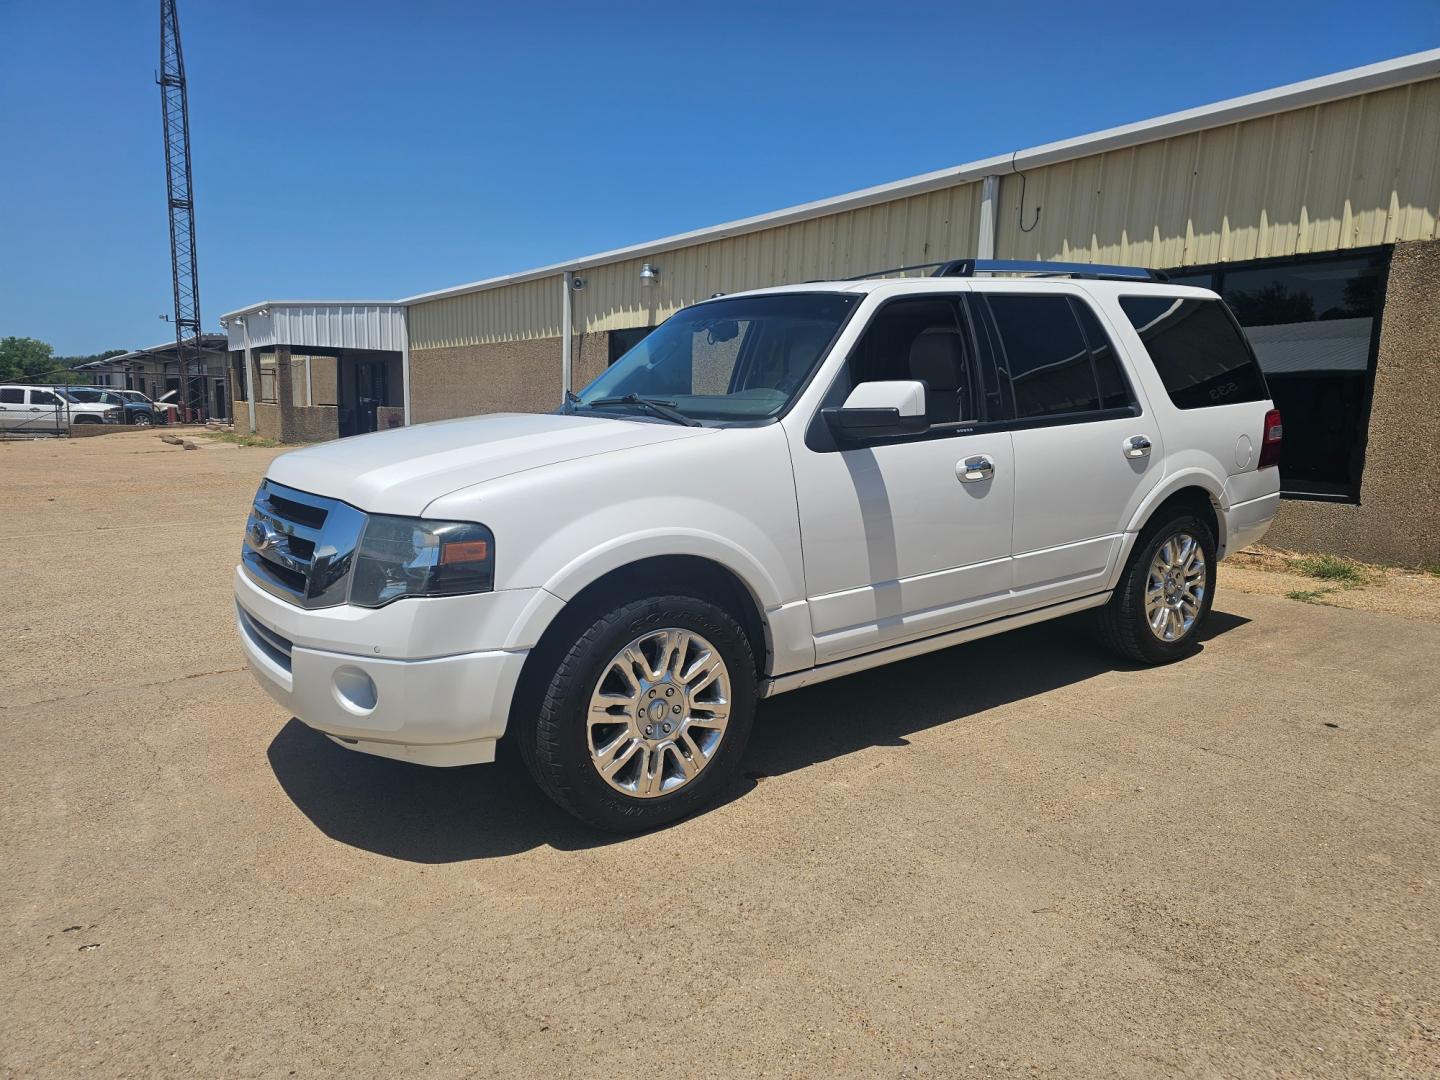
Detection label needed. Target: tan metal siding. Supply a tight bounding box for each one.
[994,80,1440,266]
[408,79,1439,350]
[409,274,561,349]
[408,184,981,349]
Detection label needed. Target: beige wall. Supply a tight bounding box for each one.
[1265,240,1440,566]
[409,78,1440,351]
[409,332,608,423]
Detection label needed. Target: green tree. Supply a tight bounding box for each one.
[0,336,56,382]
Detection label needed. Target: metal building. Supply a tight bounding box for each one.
[224,49,1440,565]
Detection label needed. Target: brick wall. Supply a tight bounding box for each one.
[1265,239,1440,566]
[409,332,608,423]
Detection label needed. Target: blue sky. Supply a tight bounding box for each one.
[1,1,1435,354]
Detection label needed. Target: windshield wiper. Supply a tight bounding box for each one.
[581,394,700,427]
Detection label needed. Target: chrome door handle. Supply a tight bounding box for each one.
[957,454,995,483]
[1123,435,1152,459]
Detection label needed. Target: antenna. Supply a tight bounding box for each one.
[159,0,203,422]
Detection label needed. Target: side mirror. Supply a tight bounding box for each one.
[822,380,928,442]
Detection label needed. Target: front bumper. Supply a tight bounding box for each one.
[234,567,548,767]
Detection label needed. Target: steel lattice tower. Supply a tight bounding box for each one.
[159,0,203,421]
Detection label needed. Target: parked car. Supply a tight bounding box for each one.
[0,385,121,434]
[234,260,1281,831]
[67,387,158,427]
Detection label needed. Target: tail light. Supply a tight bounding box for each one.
[1257,408,1283,468]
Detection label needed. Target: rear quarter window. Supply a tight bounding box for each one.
[1120,296,1268,409]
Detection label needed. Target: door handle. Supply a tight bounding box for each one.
[957,454,995,483]
[1123,435,1152,459]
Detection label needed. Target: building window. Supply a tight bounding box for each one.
[608,327,654,366]
[257,352,278,403]
[1166,248,1388,502]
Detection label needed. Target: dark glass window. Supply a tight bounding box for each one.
[846,296,975,424]
[1073,301,1131,410]
[1165,250,1387,501]
[1120,297,1268,409]
[986,295,1099,418]
[0,387,23,404]
[30,389,60,406]
[608,326,654,366]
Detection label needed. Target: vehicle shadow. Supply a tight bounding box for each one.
[267,607,1249,864]
[745,608,1248,780]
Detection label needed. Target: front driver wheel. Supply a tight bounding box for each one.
[132,413,153,428]
[519,595,757,832]
[1099,511,1216,664]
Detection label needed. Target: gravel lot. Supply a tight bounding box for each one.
[3,430,1438,1078]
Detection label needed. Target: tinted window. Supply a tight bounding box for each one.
[1073,302,1131,410]
[0,388,22,404]
[846,297,975,424]
[1121,297,1268,410]
[69,388,101,402]
[30,389,60,407]
[987,295,1099,418]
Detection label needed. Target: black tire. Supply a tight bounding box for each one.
[132,413,153,428]
[1099,510,1217,665]
[517,594,757,832]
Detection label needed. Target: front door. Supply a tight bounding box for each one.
[791,294,1016,664]
[17,388,66,435]
[978,289,1164,609]
[341,359,387,437]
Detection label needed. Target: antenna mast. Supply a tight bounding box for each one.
[159,0,203,421]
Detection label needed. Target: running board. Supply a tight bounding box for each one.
[759,592,1111,698]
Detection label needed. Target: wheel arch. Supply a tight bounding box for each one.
[1113,474,1226,586]
[507,554,773,746]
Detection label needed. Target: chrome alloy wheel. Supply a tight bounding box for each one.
[587,629,732,798]
[1145,533,1207,642]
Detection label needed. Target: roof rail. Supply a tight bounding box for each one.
[932,258,1169,282]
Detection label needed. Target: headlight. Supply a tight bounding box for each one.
[348,515,495,608]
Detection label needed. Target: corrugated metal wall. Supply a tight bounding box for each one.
[409,184,982,349]
[994,79,1440,266]
[226,304,408,352]
[408,78,1440,352]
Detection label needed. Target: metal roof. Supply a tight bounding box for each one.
[398,49,1440,307]
[85,333,229,367]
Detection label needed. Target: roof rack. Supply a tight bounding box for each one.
[845,258,1168,283]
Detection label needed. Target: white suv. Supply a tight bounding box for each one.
[0,385,122,434]
[235,261,1281,831]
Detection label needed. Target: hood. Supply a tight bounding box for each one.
[266,412,714,516]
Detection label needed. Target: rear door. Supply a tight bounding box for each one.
[977,288,1165,610]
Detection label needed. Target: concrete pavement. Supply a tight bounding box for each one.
[3,431,1437,1077]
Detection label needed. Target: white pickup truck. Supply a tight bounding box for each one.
[236,260,1281,831]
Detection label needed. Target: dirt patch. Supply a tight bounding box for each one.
[1226,544,1440,621]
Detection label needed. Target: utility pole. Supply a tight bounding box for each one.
[159,0,203,422]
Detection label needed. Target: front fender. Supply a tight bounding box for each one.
[541,528,784,610]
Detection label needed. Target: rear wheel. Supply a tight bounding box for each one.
[1099,511,1216,664]
[519,594,757,832]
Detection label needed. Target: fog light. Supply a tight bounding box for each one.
[332,666,378,715]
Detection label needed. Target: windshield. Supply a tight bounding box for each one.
[573,292,857,421]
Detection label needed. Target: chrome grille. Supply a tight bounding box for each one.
[241,480,366,609]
